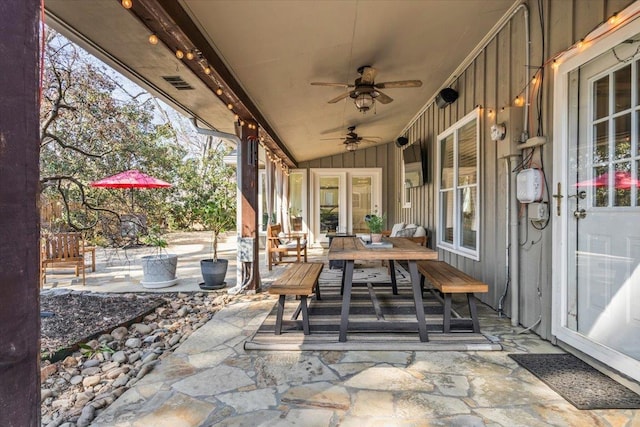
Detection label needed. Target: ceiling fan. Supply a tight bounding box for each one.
[311,65,422,113]
[322,126,381,151]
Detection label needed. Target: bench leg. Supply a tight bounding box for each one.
[275,295,286,335]
[300,295,310,335]
[291,300,302,320]
[388,260,398,295]
[443,293,452,333]
[420,275,425,296]
[467,293,480,333]
[315,281,321,300]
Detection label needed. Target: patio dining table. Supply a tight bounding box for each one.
[328,236,438,342]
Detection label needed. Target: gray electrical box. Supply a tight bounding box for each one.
[238,237,254,262]
[496,106,524,159]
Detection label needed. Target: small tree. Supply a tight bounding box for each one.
[202,199,235,261]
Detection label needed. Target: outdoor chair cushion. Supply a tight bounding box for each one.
[414,226,427,237]
[396,226,417,237]
[389,222,406,237]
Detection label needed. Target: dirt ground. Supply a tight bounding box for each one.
[40,292,166,359]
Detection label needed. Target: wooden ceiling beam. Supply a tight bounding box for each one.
[123,0,296,168]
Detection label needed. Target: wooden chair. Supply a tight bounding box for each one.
[41,232,86,287]
[266,223,307,270]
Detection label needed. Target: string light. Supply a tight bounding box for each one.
[216,87,223,96]
[186,51,195,60]
[488,109,495,118]
[204,66,211,75]
[121,0,132,9]
[608,12,618,25]
[234,114,239,121]
[175,49,184,59]
[551,59,559,69]
[148,34,158,45]
[227,103,234,110]
[514,96,524,107]
[576,38,584,49]
[531,76,537,84]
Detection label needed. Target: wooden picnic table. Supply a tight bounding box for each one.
[328,236,438,342]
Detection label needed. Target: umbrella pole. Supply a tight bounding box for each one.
[131,188,134,211]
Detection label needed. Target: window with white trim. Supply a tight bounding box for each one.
[437,108,480,259]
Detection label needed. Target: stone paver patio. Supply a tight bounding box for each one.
[43,232,640,426]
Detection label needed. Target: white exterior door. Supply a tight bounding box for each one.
[554,17,640,382]
[310,168,381,245]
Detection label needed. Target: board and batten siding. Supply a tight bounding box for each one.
[300,0,634,340]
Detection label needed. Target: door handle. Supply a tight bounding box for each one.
[552,182,563,216]
[573,209,587,219]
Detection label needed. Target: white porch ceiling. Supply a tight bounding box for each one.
[45,0,516,163]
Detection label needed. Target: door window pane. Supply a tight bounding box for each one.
[351,176,372,233]
[614,64,631,113]
[289,172,303,231]
[593,166,609,207]
[319,177,340,234]
[594,75,609,120]
[614,162,632,207]
[593,121,609,163]
[614,114,631,160]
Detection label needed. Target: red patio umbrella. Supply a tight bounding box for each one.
[90,169,172,209]
[575,171,639,190]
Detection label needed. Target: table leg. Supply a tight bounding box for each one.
[408,261,428,342]
[339,260,354,342]
[388,259,398,295]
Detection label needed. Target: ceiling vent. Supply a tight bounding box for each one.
[162,76,194,91]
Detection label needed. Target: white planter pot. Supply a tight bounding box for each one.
[140,254,178,289]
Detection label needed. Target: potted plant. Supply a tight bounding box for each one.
[140,228,178,289]
[199,199,236,290]
[364,212,385,243]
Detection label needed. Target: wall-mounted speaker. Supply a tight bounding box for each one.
[435,88,459,109]
[396,137,409,148]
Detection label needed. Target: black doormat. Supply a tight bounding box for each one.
[509,353,640,410]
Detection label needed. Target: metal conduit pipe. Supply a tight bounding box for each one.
[512,3,529,327]
[190,118,244,294]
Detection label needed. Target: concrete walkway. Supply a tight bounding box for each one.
[45,233,640,426]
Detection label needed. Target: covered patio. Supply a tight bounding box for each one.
[3,0,640,425]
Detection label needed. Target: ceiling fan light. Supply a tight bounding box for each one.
[354,93,374,112]
[345,141,358,151]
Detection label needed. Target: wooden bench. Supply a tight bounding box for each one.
[268,263,323,335]
[417,260,489,333]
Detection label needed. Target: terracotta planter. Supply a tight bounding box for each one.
[371,233,383,243]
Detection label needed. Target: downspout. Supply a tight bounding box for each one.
[497,4,529,326]
[507,4,529,327]
[191,118,244,294]
[512,4,529,327]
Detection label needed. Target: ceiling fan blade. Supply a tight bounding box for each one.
[375,80,423,89]
[360,138,379,144]
[320,137,345,141]
[359,136,382,140]
[375,91,393,104]
[360,66,377,84]
[310,82,353,88]
[327,92,353,104]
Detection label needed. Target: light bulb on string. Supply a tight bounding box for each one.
[227,103,234,110]
[576,39,584,50]
[514,96,524,107]
[186,51,195,60]
[234,114,239,121]
[148,34,158,45]
[609,12,618,25]
[216,87,223,96]
[204,66,211,75]
[175,49,184,59]
[121,0,132,9]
